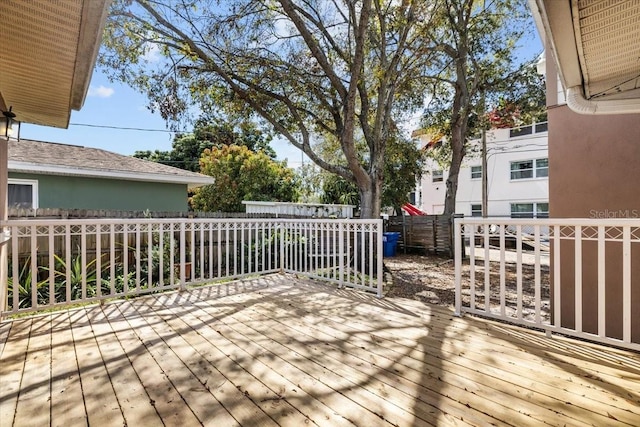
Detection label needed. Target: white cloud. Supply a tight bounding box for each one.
[88,85,115,98]
[142,43,161,63]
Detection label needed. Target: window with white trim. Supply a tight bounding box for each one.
[8,179,38,209]
[510,158,548,180]
[432,170,443,182]
[536,158,548,177]
[471,204,482,217]
[470,165,482,180]
[511,202,549,218]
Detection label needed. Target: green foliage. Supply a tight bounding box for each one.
[382,136,426,212]
[418,0,538,215]
[321,174,360,208]
[133,118,275,172]
[192,145,299,212]
[7,257,48,309]
[100,0,440,217]
[316,132,425,213]
[45,253,111,301]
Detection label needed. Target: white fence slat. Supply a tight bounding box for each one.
[534,225,541,325]
[575,225,582,333]
[48,226,55,305]
[499,224,506,316]
[454,217,640,352]
[30,225,37,308]
[96,224,102,298]
[454,219,462,316]
[554,225,561,329]
[11,227,18,310]
[135,224,141,292]
[180,222,186,289]
[469,225,476,311]
[109,224,116,295]
[597,225,606,337]
[622,226,631,343]
[516,224,523,321]
[2,218,384,316]
[65,224,71,303]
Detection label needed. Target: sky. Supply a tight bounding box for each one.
[20,69,305,165]
[19,13,543,169]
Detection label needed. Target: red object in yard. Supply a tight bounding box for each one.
[401,203,427,216]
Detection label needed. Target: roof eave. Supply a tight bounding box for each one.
[530,0,640,114]
[70,0,113,114]
[8,161,215,188]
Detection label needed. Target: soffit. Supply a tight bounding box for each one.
[0,0,110,128]
[537,0,640,101]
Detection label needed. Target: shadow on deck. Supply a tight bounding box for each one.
[1,274,639,426]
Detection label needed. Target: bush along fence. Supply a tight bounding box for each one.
[1,218,383,316]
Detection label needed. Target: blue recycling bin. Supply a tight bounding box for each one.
[382,232,401,257]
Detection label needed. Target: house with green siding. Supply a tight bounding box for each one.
[8,139,214,212]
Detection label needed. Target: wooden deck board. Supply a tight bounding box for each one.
[0,319,31,426]
[1,274,639,427]
[220,289,569,426]
[86,305,164,426]
[248,282,640,425]
[13,315,52,427]
[69,308,125,426]
[50,311,88,427]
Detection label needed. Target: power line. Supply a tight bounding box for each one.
[69,122,187,133]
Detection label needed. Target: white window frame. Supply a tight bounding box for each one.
[8,178,39,209]
[535,158,549,178]
[510,202,549,218]
[470,204,482,217]
[510,158,549,180]
[432,170,443,183]
[470,165,482,180]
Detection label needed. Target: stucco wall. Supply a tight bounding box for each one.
[548,105,640,342]
[9,172,189,212]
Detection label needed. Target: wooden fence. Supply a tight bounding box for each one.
[386,215,454,255]
[7,208,283,220]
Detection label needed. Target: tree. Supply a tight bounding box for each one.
[100,0,437,218]
[192,145,298,212]
[314,131,425,213]
[420,0,534,216]
[134,118,274,171]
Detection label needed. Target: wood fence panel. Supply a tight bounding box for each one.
[387,215,452,255]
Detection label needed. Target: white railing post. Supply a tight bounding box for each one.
[179,222,186,291]
[597,225,606,337]
[338,222,345,289]
[622,226,631,344]
[376,220,383,298]
[454,217,462,316]
[279,222,285,273]
[553,225,561,330]
[574,225,582,333]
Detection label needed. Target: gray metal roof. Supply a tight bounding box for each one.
[8,139,214,188]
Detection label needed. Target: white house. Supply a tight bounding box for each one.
[415,123,549,218]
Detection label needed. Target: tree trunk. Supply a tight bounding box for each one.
[358,173,383,219]
[444,134,464,216]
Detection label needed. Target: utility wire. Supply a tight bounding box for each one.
[69,122,187,133]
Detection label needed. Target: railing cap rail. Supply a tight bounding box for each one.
[455,217,640,226]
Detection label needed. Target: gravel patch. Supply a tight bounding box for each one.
[384,252,551,322]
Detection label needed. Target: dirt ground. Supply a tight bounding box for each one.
[384,252,551,321]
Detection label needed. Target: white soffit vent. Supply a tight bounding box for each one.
[0,1,110,128]
[575,0,640,100]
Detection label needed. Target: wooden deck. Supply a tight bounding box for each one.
[1,274,639,426]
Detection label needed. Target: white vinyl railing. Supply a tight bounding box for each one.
[1,218,383,316]
[454,218,640,351]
